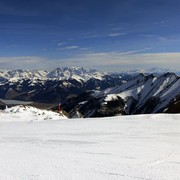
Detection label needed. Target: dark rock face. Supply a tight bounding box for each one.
[62,73,180,118]
[0,68,179,118]
[0,74,130,104]
[62,92,126,118]
[164,95,180,113]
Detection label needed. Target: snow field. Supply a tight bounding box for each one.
[0,110,179,180]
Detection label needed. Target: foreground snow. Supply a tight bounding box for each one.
[0,112,180,180]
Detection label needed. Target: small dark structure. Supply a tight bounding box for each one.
[0,100,6,110]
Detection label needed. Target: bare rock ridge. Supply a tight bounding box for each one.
[62,73,180,117]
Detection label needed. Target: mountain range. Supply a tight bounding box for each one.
[0,67,178,82]
[0,67,132,104]
[62,72,180,117]
[0,67,179,116]
[0,67,105,82]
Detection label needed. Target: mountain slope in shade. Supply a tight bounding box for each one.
[62,73,180,117]
[0,77,127,104]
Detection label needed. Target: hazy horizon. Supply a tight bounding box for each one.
[0,66,179,74]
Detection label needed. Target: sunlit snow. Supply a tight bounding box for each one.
[0,107,179,180]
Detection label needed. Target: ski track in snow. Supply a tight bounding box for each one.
[145,152,176,167]
[0,111,180,180]
[136,151,176,170]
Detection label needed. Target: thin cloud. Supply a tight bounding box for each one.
[82,34,101,39]
[108,33,127,37]
[61,46,79,50]
[0,56,47,70]
[80,47,90,51]
[143,34,167,41]
[57,43,66,46]
[58,45,79,51]
[142,34,158,38]
[118,48,152,55]
[111,27,123,31]
[53,51,180,72]
[82,32,127,39]
[7,45,18,48]
[1,51,180,72]
[157,36,167,41]
[41,48,48,51]
[64,46,79,49]
[154,20,165,25]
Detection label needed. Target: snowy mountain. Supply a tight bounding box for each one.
[103,73,180,114]
[62,73,180,117]
[0,68,129,104]
[0,67,179,115]
[47,67,105,81]
[0,67,179,83]
[0,67,105,82]
[0,69,48,82]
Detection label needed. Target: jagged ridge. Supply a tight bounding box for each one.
[0,68,130,103]
[0,67,105,82]
[62,73,180,117]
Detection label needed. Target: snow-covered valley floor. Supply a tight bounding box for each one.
[0,109,180,180]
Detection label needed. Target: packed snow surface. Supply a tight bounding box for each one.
[0,111,179,180]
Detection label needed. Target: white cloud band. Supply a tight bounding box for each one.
[0,51,179,72]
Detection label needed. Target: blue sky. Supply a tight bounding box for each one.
[0,0,180,72]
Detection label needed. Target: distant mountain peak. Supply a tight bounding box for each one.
[0,67,105,82]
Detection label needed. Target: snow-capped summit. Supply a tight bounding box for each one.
[0,69,48,82]
[46,67,105,81]
[0,67,105,82]
[0,68,126,104]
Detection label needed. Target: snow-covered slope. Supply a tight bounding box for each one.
[0,105,67,121]
[0,114,179,180]
[103,73,180,113]
[62,73,180,117]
